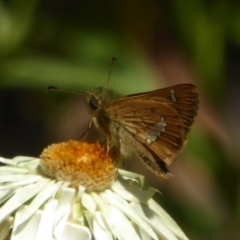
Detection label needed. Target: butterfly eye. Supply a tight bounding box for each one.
[89,96,100,110]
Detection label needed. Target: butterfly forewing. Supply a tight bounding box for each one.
[108,84,198,178]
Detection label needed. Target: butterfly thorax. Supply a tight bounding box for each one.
[85,87,121,139]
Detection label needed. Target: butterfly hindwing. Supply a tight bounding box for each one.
[108,84,198,177]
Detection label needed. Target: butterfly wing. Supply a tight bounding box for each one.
[108,84,199,178]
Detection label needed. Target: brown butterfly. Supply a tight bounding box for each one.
[47,61,199,179]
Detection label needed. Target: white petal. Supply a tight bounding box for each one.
[19,160,39,170]
[0,179,48,224]
[84,211,94,232]
[16,180,58,226]
[93,211,113,240]
[61,222,91,240]
[0,175,42,190]
[35,199,58,240]
[104,189,128,206]
[73,186,86,225]
[76,185,85,202]
[135,226,152,240]
[0,189,15,205]
[100,205,141,240]
[112,181,158,203]
[6,156,40,170]
[11,206,42,240]
[82,192,97,214]
[100,191,158,240]
[132,203,178,240]
[0,157,19,165]
[0,174,40,182]
[0,156,37,167]
[90,192,107,209]
[0,216,13,240]
[0,156,10,162]
[0,166,29,174]
[85,211,115,240]
[118,169,145,186]
[89,193,112,233]
[72,203,83,225]
[147,199,189,240]
[53,188,76,239]
[61,181,71,188]
[12,156,37,162]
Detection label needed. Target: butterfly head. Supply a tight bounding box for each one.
[85,87,107,111]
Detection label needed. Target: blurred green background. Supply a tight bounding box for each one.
[0,0,240,239]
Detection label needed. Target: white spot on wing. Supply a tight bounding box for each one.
[146,138,152,144]
[170,89,177,102]
[145,117,167,144]
[156,117,167,132]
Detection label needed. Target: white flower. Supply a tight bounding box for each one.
[0,140,189,240]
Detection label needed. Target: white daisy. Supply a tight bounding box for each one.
[0,140,188,240]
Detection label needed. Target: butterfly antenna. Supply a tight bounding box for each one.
[45,86,82,95]
[105,57,117,89]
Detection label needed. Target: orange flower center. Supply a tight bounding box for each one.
[40,140,116,192]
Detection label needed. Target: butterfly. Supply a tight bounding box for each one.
[83,83,199,179]
[47,60,199,179]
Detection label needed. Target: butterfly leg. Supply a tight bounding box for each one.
[109,136,123,180]
[78,118,93,141]
[106,137,110,154]
[108,143,122,181]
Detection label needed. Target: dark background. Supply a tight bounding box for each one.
[0,1,240,239]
